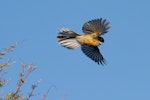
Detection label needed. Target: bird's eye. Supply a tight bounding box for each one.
[98,37,104,43]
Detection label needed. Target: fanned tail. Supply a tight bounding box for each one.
[57,28,80,49]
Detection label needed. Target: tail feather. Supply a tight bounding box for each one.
[57,28,80,49]
[58,28,79,37]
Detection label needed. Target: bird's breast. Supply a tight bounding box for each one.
[76,34,99,47]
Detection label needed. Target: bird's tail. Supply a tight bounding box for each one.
[57,28,80,49]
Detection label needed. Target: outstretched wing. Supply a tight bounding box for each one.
[81,45,106,65]
[82,18,110,35]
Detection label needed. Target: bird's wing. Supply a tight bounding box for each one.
[82,18,110,35]
[81,45,106,65]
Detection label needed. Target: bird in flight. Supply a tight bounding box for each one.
[57,18,110,65]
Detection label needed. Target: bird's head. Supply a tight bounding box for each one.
[98,37,104,45]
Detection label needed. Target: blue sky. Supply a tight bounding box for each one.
[0,0,150,100]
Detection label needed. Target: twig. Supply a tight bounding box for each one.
[42,85,57,100]
[10,63,38,100]
[26,80,41,100]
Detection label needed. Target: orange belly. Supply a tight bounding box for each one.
[76,34,99,46]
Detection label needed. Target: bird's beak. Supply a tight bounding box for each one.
[99,41,104,45]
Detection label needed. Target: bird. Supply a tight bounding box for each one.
[57,18,110,65]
